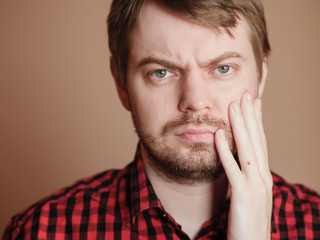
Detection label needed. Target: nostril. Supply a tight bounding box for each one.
[177,81,212,113]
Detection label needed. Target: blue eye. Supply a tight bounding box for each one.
[216,66,233,74]
[152,69,174,79]
[154,70,168,78]
[212,65,235,79]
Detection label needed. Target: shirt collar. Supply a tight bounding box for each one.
[130,144,162,224]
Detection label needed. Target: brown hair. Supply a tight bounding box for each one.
[108,0,270,85]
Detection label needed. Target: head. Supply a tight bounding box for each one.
[108,0,270,183]
[108,0,270,86]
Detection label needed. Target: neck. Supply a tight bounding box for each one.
[141,145,229,239]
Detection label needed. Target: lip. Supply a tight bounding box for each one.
[175,127,215,143]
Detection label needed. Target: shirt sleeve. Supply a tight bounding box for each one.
[2,219,14,240]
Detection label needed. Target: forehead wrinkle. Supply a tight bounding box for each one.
[132,4,251,73]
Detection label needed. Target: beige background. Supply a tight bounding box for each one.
[0,0,319,235]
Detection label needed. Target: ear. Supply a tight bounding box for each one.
[110,57,131,111]
[258,58,268,97]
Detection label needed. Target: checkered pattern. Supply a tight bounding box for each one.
[3,146,320,239]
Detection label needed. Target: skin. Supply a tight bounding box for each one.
[111,1,272,239]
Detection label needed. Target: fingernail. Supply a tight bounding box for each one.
[246,93,253,105]
[231,103,241,115]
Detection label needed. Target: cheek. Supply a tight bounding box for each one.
[213,79,258,121]
[130,91,172,134]
[242,65,260,96]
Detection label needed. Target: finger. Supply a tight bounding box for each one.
[245,96,272,185]
[215,129,242,186]
[240,93,267,171]
[253,98,273,183]
[229,101,259,177]
[253,98,268,160]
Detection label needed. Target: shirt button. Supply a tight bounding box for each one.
[162,213,167,219]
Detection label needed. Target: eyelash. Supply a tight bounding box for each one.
[145,64,237,83]
[146,69,176,83]
[152,69,173,78]
[212,65,236,78]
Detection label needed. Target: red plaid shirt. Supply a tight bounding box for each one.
[3,146,320,239]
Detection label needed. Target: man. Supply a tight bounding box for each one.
[3,0,320,239]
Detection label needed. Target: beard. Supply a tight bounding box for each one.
[132,112,235,184]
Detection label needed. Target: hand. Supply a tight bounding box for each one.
[215,92,273,240]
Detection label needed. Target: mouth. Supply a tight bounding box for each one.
[175,127,215,143]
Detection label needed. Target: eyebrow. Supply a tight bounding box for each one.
[137,51,244,70]
[138,56,181,70]
[205,52,244,67]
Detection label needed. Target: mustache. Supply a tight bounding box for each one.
[161,113,230,136]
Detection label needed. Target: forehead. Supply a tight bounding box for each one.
[128,1,254,66]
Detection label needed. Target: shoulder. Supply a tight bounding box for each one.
[2,164,133,240]
[271,172,320,239]
[272,172,320,204]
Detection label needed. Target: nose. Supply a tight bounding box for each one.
[178,70,212,113]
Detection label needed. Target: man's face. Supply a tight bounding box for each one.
[115,2,265,183]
